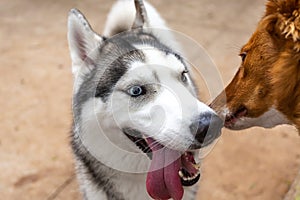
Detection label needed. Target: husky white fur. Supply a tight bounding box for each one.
[68,0,223,200]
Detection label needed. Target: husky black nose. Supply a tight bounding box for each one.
[190,113,223,147]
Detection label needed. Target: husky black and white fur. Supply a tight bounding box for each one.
[68,0,223,200]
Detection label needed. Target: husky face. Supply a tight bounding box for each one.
[68,1,223,199]
[110,45,218,151]
[69,14,221,151]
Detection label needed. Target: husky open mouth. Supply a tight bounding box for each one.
[123,130,201,200]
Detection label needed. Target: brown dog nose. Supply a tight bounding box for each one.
[190,113,223,147]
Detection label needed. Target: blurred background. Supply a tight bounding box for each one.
[1,0,300,199]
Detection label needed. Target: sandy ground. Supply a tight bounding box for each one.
[1,0,300,199]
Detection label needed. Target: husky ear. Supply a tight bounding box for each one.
[132,0,149,29]
[68,9,104,76]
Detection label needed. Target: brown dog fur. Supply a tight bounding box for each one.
[210,0,300,132]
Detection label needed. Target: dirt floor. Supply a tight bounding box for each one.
[1,0,300,200]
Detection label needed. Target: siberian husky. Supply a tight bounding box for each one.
[68,0,223,199]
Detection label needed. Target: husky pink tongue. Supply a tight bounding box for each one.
[146,138,183,200]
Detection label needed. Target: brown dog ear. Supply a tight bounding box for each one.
[264,0,300,40]
[262,16,278,37]
[262,0,278,37]
[132,0,149,29]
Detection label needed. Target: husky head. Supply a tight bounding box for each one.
[68,1,223,199]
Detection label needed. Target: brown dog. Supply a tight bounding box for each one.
[210,0,300,132]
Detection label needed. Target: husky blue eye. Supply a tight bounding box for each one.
[128,86,145,97]
[181,70,189,82]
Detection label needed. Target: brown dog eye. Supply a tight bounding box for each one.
[239,52,247,62]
